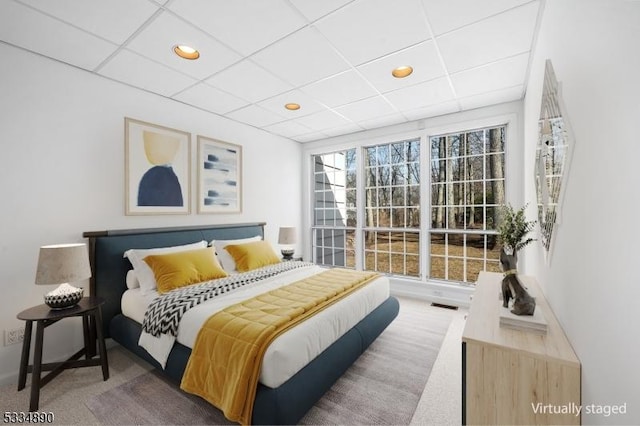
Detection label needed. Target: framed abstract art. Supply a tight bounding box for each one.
[197,136,242,214]
[125,118,191,215]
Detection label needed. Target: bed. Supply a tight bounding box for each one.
[83,222,399,425]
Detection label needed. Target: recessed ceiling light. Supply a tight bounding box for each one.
[392,65,413,78]
[173,45,200,60]
[285,103,301,111]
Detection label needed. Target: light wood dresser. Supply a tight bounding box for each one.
[462,271,581,425]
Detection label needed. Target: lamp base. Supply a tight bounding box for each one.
[281,249,294,261]
[44,284,83,310]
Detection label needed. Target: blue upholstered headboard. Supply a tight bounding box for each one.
[82,222,265,337]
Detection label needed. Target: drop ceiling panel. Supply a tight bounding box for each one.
[357,113,407,130]
[385,77,455,111]
[126,11,241,80]
[423,0,532,36]
[168,0,307,56]
[357,40,445,94]
[98,49,196,97]
[300,70,378,107]
[18,0,159,44]
[450,53,529,97]
[437,1,538,73]
[402,101,460,121]
[264,120,314,138]
[288,0,354,22]
[335,96,397,123]
[173,82,249,114]
[251,27,351,87]
[225,104,287,128]
[0,1,117,71]
[458,85,523,110]
[314,0,431,65]
[295,110,352,132]
[206,60,292,103]
[295,131,331,142]
[322,123,365,137]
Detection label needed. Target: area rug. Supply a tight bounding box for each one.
[86,298,453,425]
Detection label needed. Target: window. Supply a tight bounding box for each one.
[312,150,356,268]
[364,139,420,278]
[429,126,505,282]
[309,123,508,285]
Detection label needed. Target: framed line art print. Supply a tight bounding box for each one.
[197,136,242,213]
[125,117,191,215]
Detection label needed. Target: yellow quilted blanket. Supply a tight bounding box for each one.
[180,268,379,425]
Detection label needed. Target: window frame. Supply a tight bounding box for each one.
[427,125,506,283]
[311,149,357,268]
[362,137,421,278]
[302,110,521,286]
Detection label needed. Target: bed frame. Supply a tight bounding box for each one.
[83,223,399,425]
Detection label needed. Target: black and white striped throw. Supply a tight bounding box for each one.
[141,261,314,338]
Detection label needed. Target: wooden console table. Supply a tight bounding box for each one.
[462,272,581,425]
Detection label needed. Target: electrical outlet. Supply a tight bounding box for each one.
[4,328,24,346]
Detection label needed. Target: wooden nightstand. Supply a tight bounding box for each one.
[16,297,109,411]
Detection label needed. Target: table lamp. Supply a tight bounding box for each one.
[278,227,296,260]
[35,243,91,309]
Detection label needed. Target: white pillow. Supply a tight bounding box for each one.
[124,240,207,294]
[212,236,262,271]
[125,270,140,289]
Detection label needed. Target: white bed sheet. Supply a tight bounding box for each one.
[121,265,390,388]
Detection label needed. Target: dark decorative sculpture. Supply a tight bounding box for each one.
[500,249,536,316]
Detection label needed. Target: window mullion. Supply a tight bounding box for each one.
[420,133,430,282]
[355,146,365,271]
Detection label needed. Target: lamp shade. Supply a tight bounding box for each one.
[278,227,297,245]
[35,243,92,285]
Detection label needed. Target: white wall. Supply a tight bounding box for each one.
[0,44,302,383]
[523,1,640,423]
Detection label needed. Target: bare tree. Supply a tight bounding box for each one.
[466,132,475,228]
[489,128,505,227]
[432,137,443,228]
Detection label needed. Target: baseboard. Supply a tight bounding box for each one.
[0,370,17,387]
[389,277,474,308]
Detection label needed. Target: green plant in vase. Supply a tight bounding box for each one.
[497,203,536,261]
[497,204,537,315]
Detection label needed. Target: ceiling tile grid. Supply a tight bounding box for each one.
[17,0,160,44]
[1,0,542,143]
[312,0,432,66]
[124,11,242,80]
[167,0,308,56]
[172,82,249,115]
[300,70,378,108]
[205,59,293,104]
[0,1,119,71]
[97,49,197,97]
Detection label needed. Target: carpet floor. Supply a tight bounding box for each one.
[0,297,463,425]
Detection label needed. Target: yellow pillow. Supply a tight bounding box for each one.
[224,240,281,272]
[143,247,227,293]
